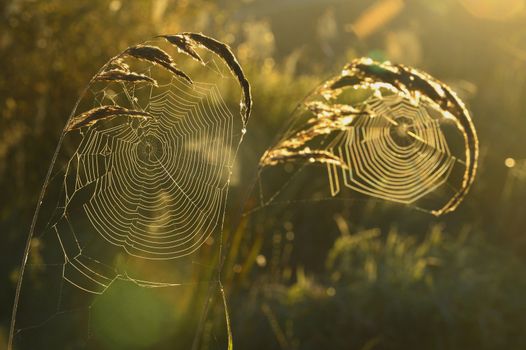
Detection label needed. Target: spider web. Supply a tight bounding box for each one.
[325,94,456,204]
[72,79,232,260]
[10,34,251,349]
[255,58,478,216]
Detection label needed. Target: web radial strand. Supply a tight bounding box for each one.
[259,58,478,216]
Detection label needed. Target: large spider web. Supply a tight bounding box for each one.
[70,79,232,261]
[10,33,251,349]
[256,58,478,216]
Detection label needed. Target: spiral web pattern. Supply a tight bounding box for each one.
[259,58,478,216]
[51,34,253,294]
[71,78,234,259]
[326,94,456,204]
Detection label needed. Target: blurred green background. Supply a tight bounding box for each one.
[1,0,526,349]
